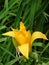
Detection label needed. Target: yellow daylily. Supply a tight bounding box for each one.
[2,22,48,59]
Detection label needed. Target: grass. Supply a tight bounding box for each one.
[0,0,49,65]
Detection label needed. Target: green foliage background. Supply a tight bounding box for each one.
[0,0,49,65]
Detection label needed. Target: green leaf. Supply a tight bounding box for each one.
[0,46,15,58]
[0,0,20,20]
[0,38,7,42]
[40,43,49,57]
[33,42,45,47]
[5,58,18,65]
[46,62,49,65]
[0,63,3,65]
[0,25,6,30]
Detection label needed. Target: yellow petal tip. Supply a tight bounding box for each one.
[31,31,48,43]
[2,31,15,37]
[20,21,26,31]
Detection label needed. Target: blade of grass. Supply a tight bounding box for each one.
[0,0,20,20]
[5,58,19,65]
[39,43,49,57]
[0,25,6,30]
[0,46,15,58]
[0,38,7,42]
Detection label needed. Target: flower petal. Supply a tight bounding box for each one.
[2,31,15,37]
[31,31,48,43]
[18,43,29,59]
[20,22,26,32]
[26,30,32,51]
[15,31,26,45]
[26,30,31,43]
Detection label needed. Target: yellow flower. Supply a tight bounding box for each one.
[2,22,48,59]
